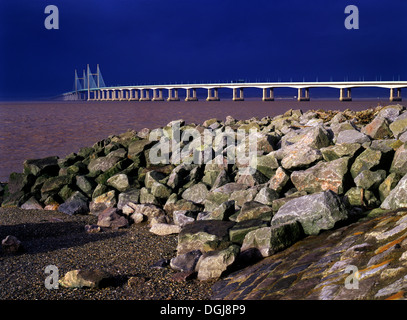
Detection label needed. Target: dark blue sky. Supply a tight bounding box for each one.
[1,0,406,100]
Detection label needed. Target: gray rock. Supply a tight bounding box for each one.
[389,112,407,138]
[58,191,89,215]
[196,245,240,281]
[117,188,140,209]
[170,250,202,272]
[21,196,43,210]
[229,219,268,244]
[202,200,235,221]
[271,190,348,235]
[390,142,407,176]
[362,116,392,139]
[107,173,130,192]
[241,221,303,257]
[97,207,129,228]
[129,203,166,222]
[336,130,370,145]
[281,145,323,170]
[350,148,382,179]
[378,173,401,202]
[87,155,121,174]
[173,210,197,227]
[149,223,181,235]
[76,175,94,197]
[320,143,362,162]
[344,187,380,207]
[354,169,386,190]
[235,168,269,187]
[1,235,22,254]
[177,220,235,255]
[236,201,273,222]
[150,182,172,200]
[23,156,59,176]
[41,175,72,195]
[381,173,407,210]
[253,187,279,205]
[182,182,208,204]
[291,157,350,194]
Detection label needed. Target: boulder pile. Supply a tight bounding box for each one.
[2,104,407,281]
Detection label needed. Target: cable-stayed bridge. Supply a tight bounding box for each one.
[62,65,406,102]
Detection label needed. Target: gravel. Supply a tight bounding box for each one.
[0,207,215,300]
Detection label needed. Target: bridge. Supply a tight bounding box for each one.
[62,65,406,102]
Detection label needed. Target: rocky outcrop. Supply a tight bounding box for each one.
[2,104,407,286]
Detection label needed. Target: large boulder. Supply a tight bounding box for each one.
[181,183,209,204]
[271,190,348,235]
[389,142,407,176]
[106,174,130,192]
[362,116,392,139]
[320,143,361,162]
[354,169,386,190]
[235,201,273,222]
[335,130,370,145]
[389,112,407,138]
[196,245,240,281]
[23,156,59,177]
[350,148,382,179]
[176,220,235,255]
[58,191,89,215]
[240,221,303,257]
[291,157,350,194]
[381,173,407,210]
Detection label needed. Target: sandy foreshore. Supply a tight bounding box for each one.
[0,207,215,300]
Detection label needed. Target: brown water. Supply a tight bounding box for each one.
[0,99,395,182]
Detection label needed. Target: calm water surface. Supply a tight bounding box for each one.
[0,99,396,182]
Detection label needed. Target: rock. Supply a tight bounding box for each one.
[84,224,101,233]
[204,183,248,212]
[362,116,392,139]
[170,250,202,272]
[241,221,303,257]
[377,105,402,122]
[235,168,268,187]
[127,139,155,161]
[381,173,407,210]
[379,173,401,202]
[59,269,111,289]
[151,182,172,200]
[210,169,230,189]
[87,155,122,174]
[271,190,348,236]
[58,191,89,215]
[389,113,407,138]
[149,223,181,236]
[354,170,386,190]
[390,142,407,176]
[253,187,279,206]
[21,196,43,210]
[281,145,323,170]
[229,186,260,207]
[139,187,159,205]
[23,156,59,176]
[280,125,331,149]
[320,143,362,162]
[1,235,22,254]
[236,201,273,222]
[268,167,290,193]
[173,210,197,226]
[76,175,94,198]
[271,191,307,212]
[117,188,140,209]
[229,219,268,244]
[177,220,235,255]
[350,148,382,179]
[164,199,202,217]
[89,190,116,216]
[106,173,129,192]
[256,154,279,178]
[196,245,240,281]
[144,170,166,189]
[130,212,144,224]
[336,130,370,145]
[41,175,72,195]
[291,157,350,194]
[97,207,129,228]
[344,187,380,207]
[181,183,208,204]
[202,200,235,221]
[129,203,166,222]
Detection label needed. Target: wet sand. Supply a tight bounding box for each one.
[0,99,394,182]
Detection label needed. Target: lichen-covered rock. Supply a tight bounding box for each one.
[336,129,370,145]
[281,145,323,170]
[58,191,89,215]
[89,190,116,216]
[381,173,407,210]
[389,141,407,176]
[291,157,350,194]
[240,221,303,257]
[320,143,361,162]
[271,190,348,235]
[350,148,382,179]
[362,116,392,139]
[181,182,208,204]
[235,201,273,222]
[354,169,386,190]
[106,173,129,192]
[23,156,59,177]
[196,245,240,280]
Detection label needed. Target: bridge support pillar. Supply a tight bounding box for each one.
[207,88,220,101]
[167,88,180,101]
[390,88,402,101]
[262,88,274,101]
[340,88,352,101]
[233,88,244,101]
[153,89,164,101]
[139,89,151,101]
[185,88,198,101]
[298,88,310,101]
